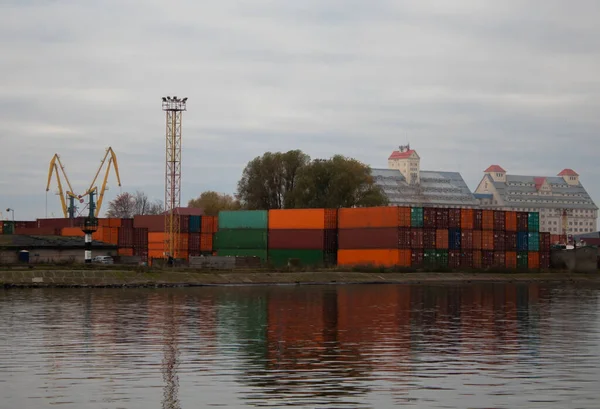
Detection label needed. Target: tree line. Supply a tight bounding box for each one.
[106,150,388,217]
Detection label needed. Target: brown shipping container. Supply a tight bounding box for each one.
[482,251,494,267]
[338,228,398,249]
[493,251,505,267]
[448,209,461,229]
[516,212,528,231]
[505,212,517,232]
[473,250,482,268]
[423,208,436,229]
[435,208,449,229]
[200,233,213,252]
[189,233,201,253]
[133,228,148,247]
[411,250,424,266]
[398,207,411,228]
[493,211,505,231]
[436,229,449,249]
[118,248,134,256]
[134,215,164,232]
[38,217,85,229]
[540,232,551,252]
[472,230,482,250]
[461,230,473,250]
[121,218,134,229]
[493,231,506,251]
[118,227,134,247]
[474,210,483,230]
[269,229,326,250]
[460,209,474,230]
[338,207,399,229]
[540,252,550,269]
[324,229,337,252]
[15,227,61,235]
[505,251,517,269]
[482,230,494,250]
[410,229,424,249]
[461,251,473,268]
[337,249,401,267]
[449,250,461,268]
[482,210,494,230]
[423,228,436,249]
[505,232,517,251]
[398,227,411,249]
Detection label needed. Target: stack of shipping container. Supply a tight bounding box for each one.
[215,210,269,262]
[267,209,338,267]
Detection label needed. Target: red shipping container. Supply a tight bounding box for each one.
[473,250,482,268]
[338,228,398,249]
[516,212,528,231]
[133,227,149,248]
[540,232,551,252]
[423,208,436,229]
[482,231,494,250]
[493,231,506,251]
[460,209,474,230]
[423,228,436,249]
[460,251,473,268]
[134,215,164,232]
[24,221,38,229]
[505,232,517,251]
[270,229,327,250]
[449,250,461,268]
[505,251,517,269]
[188,232,201,254]
[482,251,494,267]
[410,229,424,249]
[473,230,482,250]
[201,216,218,234]
[448,209,461,229]
[493,251,505,267]
[505,212,517,232]
[411,250,424,266]
[200,233,213,252]
[37,217,85,229]
[540,252,550,269]
[15,227,61,235]
[482,210,494,230]
[436,229,449,249]
[121,218,134,229]
[474,210,483,230]
[118,227,134,247]
[493,211,506,231]
[398,227,411,249]
[461,230,473,250]
[436,208,449,229]
[528,252,540,269]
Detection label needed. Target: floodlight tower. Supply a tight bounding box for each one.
[162,96,188,261]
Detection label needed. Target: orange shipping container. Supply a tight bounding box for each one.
[268,209,337,230]
[149,234,189,250]
[398,207,411,228]
[436,229,449,249]
[337,249,401,267]
[461,209,474,230]
[200,233,213,252]
[118,248,134,256]
[109,218,122,228]
[148,242,164,251]
[482,210,494,231]
[482,230,494,250]
[201,216,218,234]
[505,251,517,269]
[472,230,482,250]
[338,207,399,229]
[61,227,84,237]
[148,232,166,243]
[528,252,540,269]
[398,249,411,267]
[505,211,517,232]
[473,250,482,268]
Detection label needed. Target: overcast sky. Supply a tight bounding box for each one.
[1,0,599,220]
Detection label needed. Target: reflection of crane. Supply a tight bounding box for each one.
[46,147,122,218]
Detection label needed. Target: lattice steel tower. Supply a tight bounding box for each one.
[162,96,187,260]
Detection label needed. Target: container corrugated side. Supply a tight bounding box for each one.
[118,227,134,247]
[436,229,448,249]
[448,209,461,229]
[218,210,268,230]
[460,251,473,268]
[448,250,461,268]
[493,231,506,251]
[505,232,517,251]
[423,208,436,229]
[493,211,505,231]
[214,229,268,249]
[436,208,449,229]
[527,232,540,251]
[448,228,461,250]
[493,251,505,267]
[461,230,473,250]
[482,210,494,231]
[338,207,399,229]
[338,228,398,249]
[268,229,326,250]
[268,209,336,230]
[268,249,327,267]
[517,232,528,251]
[337,249,401,267]
[189,216,201,233]
[398,227,411,249]
[410,208,423,228]
[423,228,436,249]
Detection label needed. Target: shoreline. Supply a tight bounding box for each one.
[1,269,599,288]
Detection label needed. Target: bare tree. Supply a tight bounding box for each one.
[106,191,164,217]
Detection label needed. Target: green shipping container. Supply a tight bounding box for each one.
[517,251,528,269]
[218,210,268,230]
[2,221,14,235]
[436,250,449,267]
[527,232,540,252]
[528,212,539,232]
[216,249,268,262]
[269,249,333,268]
[424,249,437,266]
[411,207,424,228]
[214,229,268,249]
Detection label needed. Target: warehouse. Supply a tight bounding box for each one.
[0,235,117,264]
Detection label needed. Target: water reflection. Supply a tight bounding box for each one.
[0,283,599,409]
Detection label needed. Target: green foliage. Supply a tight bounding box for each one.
[188,191,241,216]
[293,155,389,208]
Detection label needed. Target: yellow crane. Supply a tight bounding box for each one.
[46,147,122,218]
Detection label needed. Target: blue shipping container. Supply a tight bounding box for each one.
[517,232,528,251]
[449,228,461,250]
[527,232,540,251]
[189,216,201,233]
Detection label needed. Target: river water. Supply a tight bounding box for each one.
[1,283,599,409]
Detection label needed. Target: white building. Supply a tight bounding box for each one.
[474,165,598,234]
[373,145,479,208]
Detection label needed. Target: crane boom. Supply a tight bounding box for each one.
[46,154,78,218]
[80,147,122,217]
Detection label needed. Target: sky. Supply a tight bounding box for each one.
[1,0,599,221]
